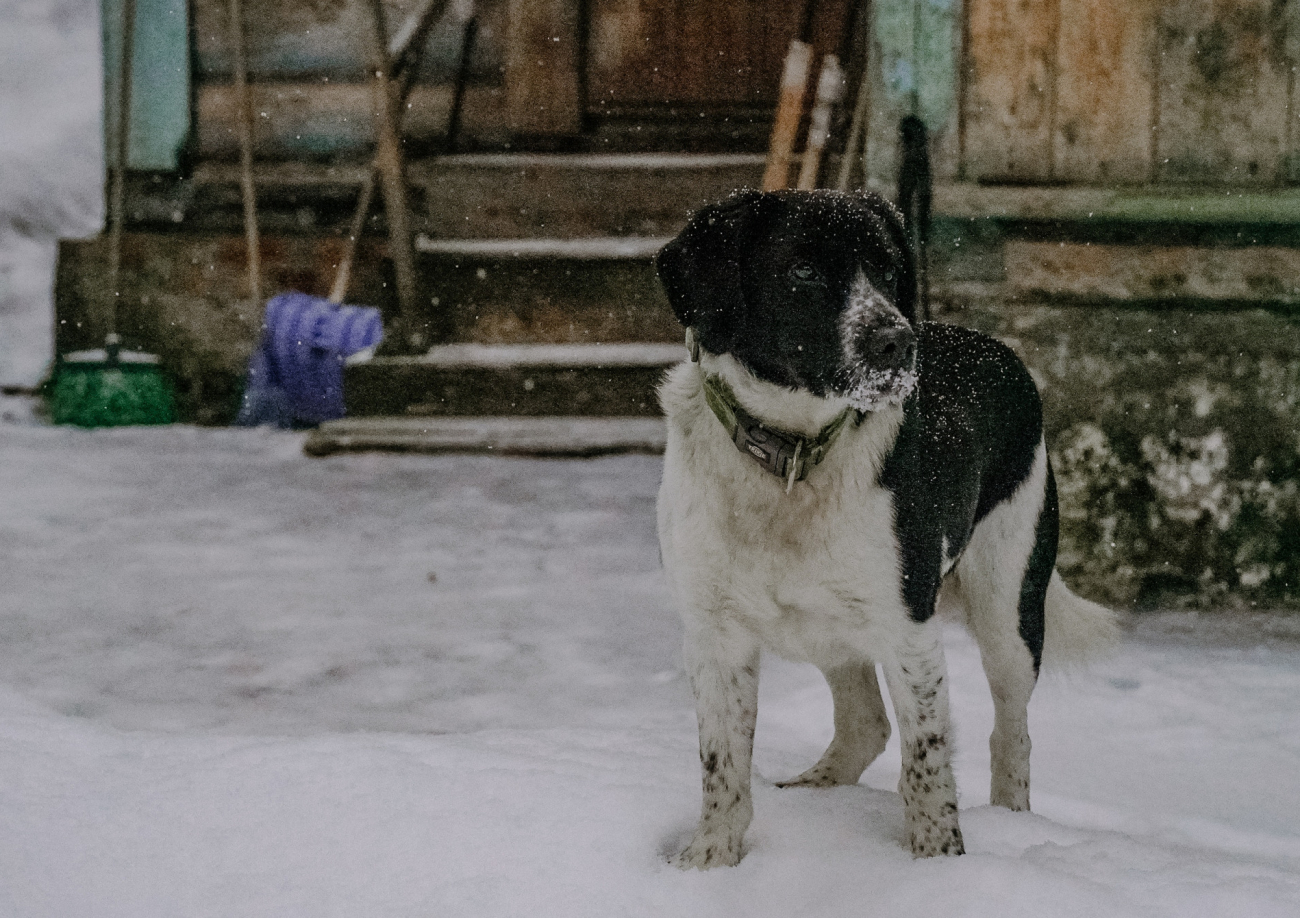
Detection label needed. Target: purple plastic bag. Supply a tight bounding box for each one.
[237,292,384,428]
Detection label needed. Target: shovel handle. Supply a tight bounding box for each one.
[762,39,814,191]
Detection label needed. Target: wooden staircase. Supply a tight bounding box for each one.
[298,154,763,455]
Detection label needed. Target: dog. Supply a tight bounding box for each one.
[654,189,1116,867]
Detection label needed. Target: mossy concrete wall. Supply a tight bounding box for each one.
[941,301,1300,610]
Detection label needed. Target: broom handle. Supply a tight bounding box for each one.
[107,0,137,341]
[229,0,261,304]
[762,0,817,191]
[329,176,375,304]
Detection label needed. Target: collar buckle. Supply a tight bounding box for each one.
[702,373,855,492]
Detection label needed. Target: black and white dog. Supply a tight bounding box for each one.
[655,189,1116,866]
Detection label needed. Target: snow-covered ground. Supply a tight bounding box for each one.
[2,420,1300,917]
[3,3,1300,915]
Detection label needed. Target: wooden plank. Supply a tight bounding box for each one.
[1155,0,1292,185]
[1052,0,1159,184]
[932,183,1300,223]
[1007,240,1300,303]
[304,416,668,457]
[504,0,582,135]
[1281,0,1300,183]
[961,0,1060,182]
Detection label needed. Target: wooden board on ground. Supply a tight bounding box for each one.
[304,415,668,456]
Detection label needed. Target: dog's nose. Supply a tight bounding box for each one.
[866,324,916,372]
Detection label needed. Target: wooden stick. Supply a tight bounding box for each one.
[835,10,875,191]
[331,0,444,306]
[763,40,814,191]
[107,0,137,341]
[328,176,376,305]
[366,0,420,341]
[229,0,261,304]
[795,53,844,190]
[390,0,449,71]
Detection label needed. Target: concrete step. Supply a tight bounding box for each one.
[344,342,684,418]
[303,415,668,457]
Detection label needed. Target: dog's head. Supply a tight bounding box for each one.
[656,189,918,411]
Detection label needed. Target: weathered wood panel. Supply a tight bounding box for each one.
[1052,0,1159,183]
[962,0,1060,182]
[504,0,582,135]
[1155,0,1292,185]
[1286,1,1300,182]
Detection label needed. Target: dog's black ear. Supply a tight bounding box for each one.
[853,191,919,324]
[656,189,765,352]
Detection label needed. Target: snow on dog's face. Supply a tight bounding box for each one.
[656,189,918,410]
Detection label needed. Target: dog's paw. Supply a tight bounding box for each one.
[671,830,745,870]
[908,820,964,858]
[775,762,858,788]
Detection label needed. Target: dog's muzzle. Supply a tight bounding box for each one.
[840,321,917,411]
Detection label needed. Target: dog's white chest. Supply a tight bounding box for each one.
[717,487,903,663]
[658,377,909,667]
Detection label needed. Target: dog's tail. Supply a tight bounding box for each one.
[1041,571,1120,669]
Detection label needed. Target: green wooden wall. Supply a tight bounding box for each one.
[103,0,191,171]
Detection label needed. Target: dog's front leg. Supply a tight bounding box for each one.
[674,618,760,870]
[881,624,965,857]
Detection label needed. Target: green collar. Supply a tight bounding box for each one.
[690,330,860,492]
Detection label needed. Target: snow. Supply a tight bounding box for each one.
[2,420,1300,917]
[3,4,1300,914]
[0,0,103,387]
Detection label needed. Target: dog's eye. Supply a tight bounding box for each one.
[789,263,820,285]
[883,269,896,285]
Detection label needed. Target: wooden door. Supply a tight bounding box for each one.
[586,0,854,114]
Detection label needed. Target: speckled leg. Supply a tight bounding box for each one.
[673,620,761,870]
[777,662,891,788]
[881,626,964,857]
